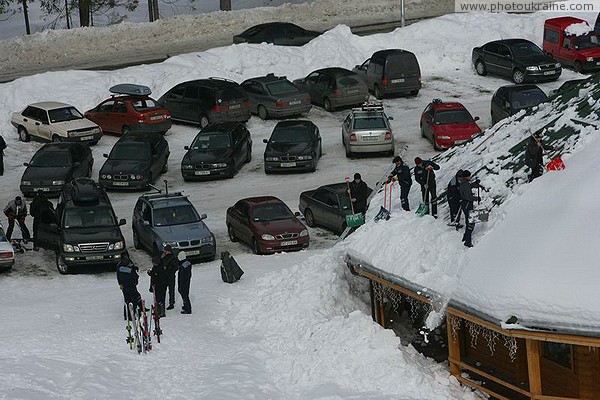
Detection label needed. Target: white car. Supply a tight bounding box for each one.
[11,102,102,145]
[0,223,15,271]
[341,102,394,158]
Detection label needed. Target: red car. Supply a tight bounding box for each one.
[226,196,309,254]
[85,84,172,135]
[543,17,600,73]
[420,99,481,150]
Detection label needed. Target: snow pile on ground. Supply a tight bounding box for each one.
[565,21,593,36]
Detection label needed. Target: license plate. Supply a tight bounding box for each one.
[33,187,50,192]
[150,115,163,121]
[113,181,129,186]
[80,135,93,141]
[186,250,200,256]
[391,78,405,83]
[280,162,297,167]
[543,71,554,75]
[454,140,467,145]
[194,170,211,175]
[281,240,298,246]
[86,255,103,261]
[289,100,301,105]
[596,61,600,65]
[362,135,379,142]
[347,89,359,95]
[229,104,241,110]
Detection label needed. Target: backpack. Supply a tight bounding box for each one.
[220,251,244,283]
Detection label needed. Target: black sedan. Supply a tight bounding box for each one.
[20,143,93,197]
[299,183,360,235]
[233,22,321,46]
[181,123,252,181]
[99,132,169,190]
[263,120,321,174]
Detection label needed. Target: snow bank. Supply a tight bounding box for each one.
[565,21,593,36]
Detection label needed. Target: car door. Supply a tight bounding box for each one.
[36,211,60,251]
[303,72,321,102]
[232,126,246,169]
[93,99,116,133]
[182,84,201,123]
[19,106,38,135]
[112,99,129,134]
[482,43,504,75]
[161,84,186,121]
[284,24,307,46]
[35,109,53,140]
[366,57,382,90]
[322,189,343,230]
[69,146,83,179]
[136,200,154,249]
[307,188,331,228]
[231,201,253,245]
[342,113,352,144]
[560,36,576,66]
[241,81,261,113]
[316,74,333,103]
[421,104,434,140]
[313,125,321,159]
[496,44,515,77]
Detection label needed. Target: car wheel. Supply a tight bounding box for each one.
[258,105,268,120]
[324,98,333,112]
[52,135,62,143]
[304,208,315,227]
[374,85,382,99]
[227,224,238,242]
[512,69,525,84]
[18,126,30,142]
[574,61,582,73]
[245,145,252,163]
[345,144,352,158]
[475,60,487,76]
[56,253,70,275]
[433,134,441,151]
[252,238,261,255]
[122,126,131,135]
[420,125,426,138]
[133,228,142,250]
[200,115,210,129]
[410,90,419,96]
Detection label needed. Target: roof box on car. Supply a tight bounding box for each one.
[109,84,152,96]
[70,178,101,206]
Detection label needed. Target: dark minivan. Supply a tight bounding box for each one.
[353,49,421,98]
[490,84,548,125]
[158,78,250,128]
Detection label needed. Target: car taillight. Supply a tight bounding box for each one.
[305,97,311,103]
[275,100,286,108]
[350,133,357,142]
[385,131,392,140]
[332,89,341,97]
[212,104,228,113]
[0,251,13,259]
[242,101,250,109]
[382,77,388,85]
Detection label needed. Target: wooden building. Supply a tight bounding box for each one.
[346,254,600,400]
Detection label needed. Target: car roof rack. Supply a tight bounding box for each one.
[208,77,238,84]
[109,84,152,96]
[432,98,443,104]
[352,101,384,112]
[63,178,107,206]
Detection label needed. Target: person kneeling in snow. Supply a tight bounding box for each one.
[177,251,192,314]
[458,170,481,248]
[117,253,143,319]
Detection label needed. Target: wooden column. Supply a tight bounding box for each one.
[379,300,385,328]
[526,339,542,398]
[446,314,461,376]
[369,280,376,323]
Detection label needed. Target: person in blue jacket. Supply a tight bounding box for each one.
[177,251,192,314]
[117,253,142,319]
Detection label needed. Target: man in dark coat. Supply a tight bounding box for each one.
[162,245,179,310]
[458,170,481,247]
[525,133,554,182]
[4,196,31,241]
[148,252,171,317]
[117,253,143,319]
[388,156,412,211]
[348,173,371,215]
[447,170,463,226]
[30,191,54,249]
[0,134,6,176]
[414,157,440,218]
[177,251,192,314]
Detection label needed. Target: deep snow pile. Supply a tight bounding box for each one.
[346,73,600,332]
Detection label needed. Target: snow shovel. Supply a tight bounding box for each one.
[374,181,392,222]
[532,135,565,171]
[415,170,431,217]
[345,177,365,229]
[472,187,490,223]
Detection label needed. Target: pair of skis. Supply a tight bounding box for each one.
[125,297,160,353]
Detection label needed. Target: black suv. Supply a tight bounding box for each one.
[158,78,250,128]
[35,178,127,274]
[263,120,322,174]
[472,39,561,84]
[490,85,548,125]
[181,123,252,181]
[20,143,93,197]
[99,131,169,190]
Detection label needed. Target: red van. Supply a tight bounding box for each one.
[543,17,600,72]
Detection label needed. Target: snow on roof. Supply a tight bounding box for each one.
[565,21,593,36]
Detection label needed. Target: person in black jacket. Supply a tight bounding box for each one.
[30,191,54,250]
[0,134,6,176]
[177,251,192,314]
[458,170,481,247]
[162,245,179,310]
[4,196,30,241]
[525,133,554,182]
[414,157,440,218]
[388,156,412,211]
[117,253,143,319]
[447,170,463,227]
[348,173,371,215]
[148,251,171,317]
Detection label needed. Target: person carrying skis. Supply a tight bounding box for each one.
[414,157,440,218]
[4,196,31,241]
[30,191,54,250]
[388,156,412,211]
[148,254,169,317]
[117,253,143,319]
[458,170,481,248]
[177,250,192,314]
[0,134,6,176]
[447,170,463,227]
[525,133,555,182]
[348,173,371,215]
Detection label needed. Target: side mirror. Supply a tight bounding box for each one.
[119,218,126,226]
[263,139,268,144]
[142,220,149,226]
[200,213,207,220]
[23,162,29,167]
[103,153,108,158]
[294,211,301,217]
[474,116,480,121]
[388,116,394,120]
[184,145,189,150]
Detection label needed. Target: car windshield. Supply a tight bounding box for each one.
[573,34,600,49]
[63,207,116,228]
[0,228,7,242]
[30,150,71,167]
[512,89,547,109]
[271,126,312,143]
[190,134,231,151]
[510,42,545,58]
[153,205,200,226]
[110,143,151,160]
[131,98,159,111]
[252,203,294,222]
[435,110,474,124]
[48,107,84,123]
[266,81,298,96]
[353,116,387,129]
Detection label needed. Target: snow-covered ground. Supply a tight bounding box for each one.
[1,4,598,398]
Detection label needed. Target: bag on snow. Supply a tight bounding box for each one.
[220,251,244,284]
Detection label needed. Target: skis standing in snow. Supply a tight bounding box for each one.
[388,156,412,211]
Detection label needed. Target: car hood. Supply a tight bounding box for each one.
[253,217,306,235]
[518,54,557,66]
[265,142,312,156]
[433,122,481,138]
[183,149,232,164]
[152,222,212,242]
[53,118,98,131]
[63,226,123,244]
[101,159,150,174]
[22,166,71,182]
[576,47,600,57]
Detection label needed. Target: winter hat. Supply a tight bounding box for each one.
[461,170,472,179]
[15,196,22,205]
[393,156,403,164]
[414,157,423,165]
[177,251,187,261]
[354,173,361,180]
[163,244,173,252]
[456,169,464,178]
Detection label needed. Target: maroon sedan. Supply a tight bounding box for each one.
[226,196,309,254]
